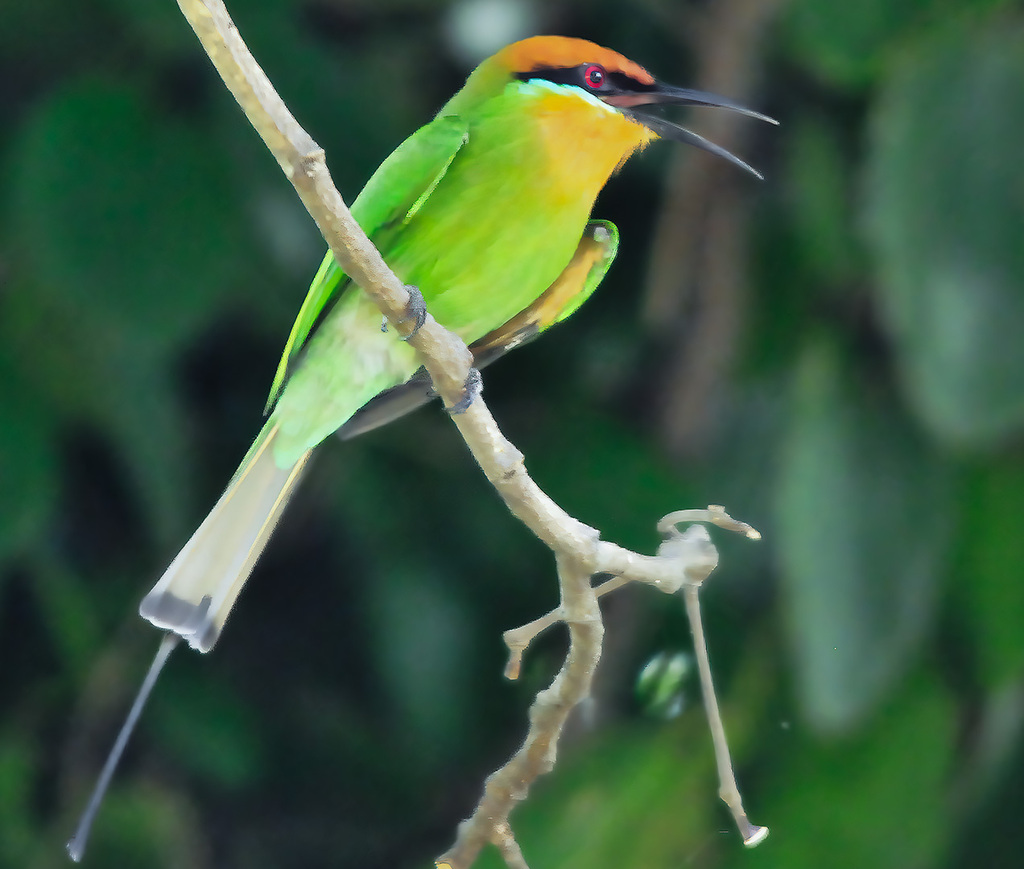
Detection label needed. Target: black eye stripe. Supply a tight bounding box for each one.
[514,65,655,96]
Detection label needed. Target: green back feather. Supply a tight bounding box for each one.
[265,115,469,410]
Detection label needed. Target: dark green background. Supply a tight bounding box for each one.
[3,0,1024,866]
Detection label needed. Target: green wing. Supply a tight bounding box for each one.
[265,114,469,410]
[468,220,619,367]
[544,220,618,325]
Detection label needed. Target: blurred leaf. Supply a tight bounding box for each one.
[71,780,205,867]
[783,0,1010,89]
[364,566,478,766]
[519,403,693,554]
[776,340,952,732]
[0,0,109,74]
[784,118,859,287]
[0,733,35,865]
[783,0,929,88]
[226,2,428,198]
[97,0,196,54]
[5,74,258,540]
[730,672,956,869]
[863,18,1024,447]
[0,350,58,558]
[11,78,246,353]
[31,555,104,680]
[954,456,1024,687]
[149,667,265,789]
[0,281,195,544]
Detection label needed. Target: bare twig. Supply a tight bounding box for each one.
[502,575,628,681]
[684,585,768,846]
[438,553,602,869]
[490,822,531,869]
[172,2,766,865]
[503,509,757,686]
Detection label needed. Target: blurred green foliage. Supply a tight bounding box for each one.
[2,0,1024,867]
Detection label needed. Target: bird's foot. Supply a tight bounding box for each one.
[446,368,482,414]
[380,285,427,339]
[398,285,427,340]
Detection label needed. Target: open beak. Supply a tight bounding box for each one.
[608,84,778,179]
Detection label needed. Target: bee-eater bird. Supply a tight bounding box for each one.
[68,35,773,859]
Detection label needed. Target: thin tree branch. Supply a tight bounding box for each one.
[173,2,765,865]
[490,821,531,869]
[438,553,602,869]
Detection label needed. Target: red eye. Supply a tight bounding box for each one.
[583,64,605,89]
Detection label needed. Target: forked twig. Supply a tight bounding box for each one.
[451,509,766,868]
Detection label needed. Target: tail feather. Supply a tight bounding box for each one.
[139,424,311,652]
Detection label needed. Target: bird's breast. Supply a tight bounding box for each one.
[383,85,651,340]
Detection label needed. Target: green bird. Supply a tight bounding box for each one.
[140,35,771,652]
[68,35,772,859]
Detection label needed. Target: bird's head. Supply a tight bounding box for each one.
[449,36,776,178]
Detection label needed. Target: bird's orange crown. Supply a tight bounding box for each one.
[444,36,656,116]
[495,36,654,86]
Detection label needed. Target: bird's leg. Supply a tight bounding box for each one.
[398,284,427,340]
[446,368,482,414]
[379,285,427,339]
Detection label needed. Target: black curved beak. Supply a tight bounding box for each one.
[609,83,778,179]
